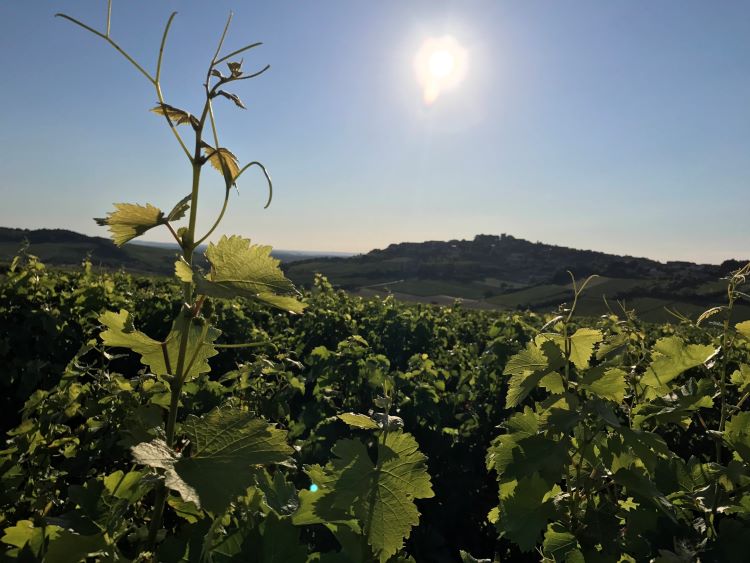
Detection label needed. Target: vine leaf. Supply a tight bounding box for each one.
[566,328,603,370]
[132,407,293,514]
[44,530,108,563]
[167,194,192,222]
[178,235,305,314]
[545,328,602,370]
[227,60,243,77]
[99,310,220,381]
[580,367,627,403]
[496,472,559,552]
[724,412,750,463]
[297,432,434,562]
[640,337,715,396]
[503,341,561,408]
[736,320,750,341]
[731,364,750,393]
[254,469,299,516]
[203,145,240,186]
[542,523,580,561]
[631,378,713,429]
[151,103,199,128]
[216,90,247,109]
[338,413,380,429]
[95,203,166,246]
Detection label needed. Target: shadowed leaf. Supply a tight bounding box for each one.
[132,407,293,514]
[297,432,434,562]
[203,145,240,185]
[216,90,246,109]
[100,310,220,381]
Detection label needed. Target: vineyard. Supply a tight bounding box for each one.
[3,3,750,561]
[1,250,750,562]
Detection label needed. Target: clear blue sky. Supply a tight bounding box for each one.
[1,1,748,263]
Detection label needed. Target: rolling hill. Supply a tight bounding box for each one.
[3,228,747,321]
[284,234,749,322]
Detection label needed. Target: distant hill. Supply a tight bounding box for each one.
[0,227,352,275]
[3,228,747,321]
[285,234,749,322]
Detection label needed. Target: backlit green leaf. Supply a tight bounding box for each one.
[543,523,579,560]
[338,413,379,429]
[188,235,305,313]
[581,367,627,403]
[95,202,166,246]
[731,364,750,393]
[203,145,240,185]
[736,320,750,341]
[640,337,715,396]
[497,472,558,552]
[503,343,552,408]
[724,412,750,463]
[566,328,603,370]
[632,378,714,429]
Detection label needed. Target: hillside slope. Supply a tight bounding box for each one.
[285,234,748,321]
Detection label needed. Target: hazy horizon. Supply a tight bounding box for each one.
[1,1,748,263]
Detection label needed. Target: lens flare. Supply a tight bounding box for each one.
[414,36,468,105]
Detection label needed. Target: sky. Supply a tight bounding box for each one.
[1,1,748,263]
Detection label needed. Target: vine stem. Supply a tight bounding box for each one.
[55,11,193,162]
[148,124,205,548]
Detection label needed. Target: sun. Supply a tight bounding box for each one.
[428,50,456,79]
[415,36,468,105]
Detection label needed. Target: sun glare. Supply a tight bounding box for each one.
[415,36,467,105]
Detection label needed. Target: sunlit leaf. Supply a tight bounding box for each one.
[187,235,305,313]
[731,364,750,393]
[724,412,750,463]
[543,523,580,561]
[581,367,627,403]
[338,413,379,429]
[545,328,603,370]
[640,337,715,396]
[631,378,713,429]
[736,320,750,341]
[496,472,558,552]
[503,342,561,408]
[95,203,166,246]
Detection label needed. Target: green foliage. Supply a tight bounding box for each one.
[100,309,221,381]
[133,406,293,513]
[297,431,434,562]
[485,267,750,561]
[183,235,306,313]
[5,3,750,560]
